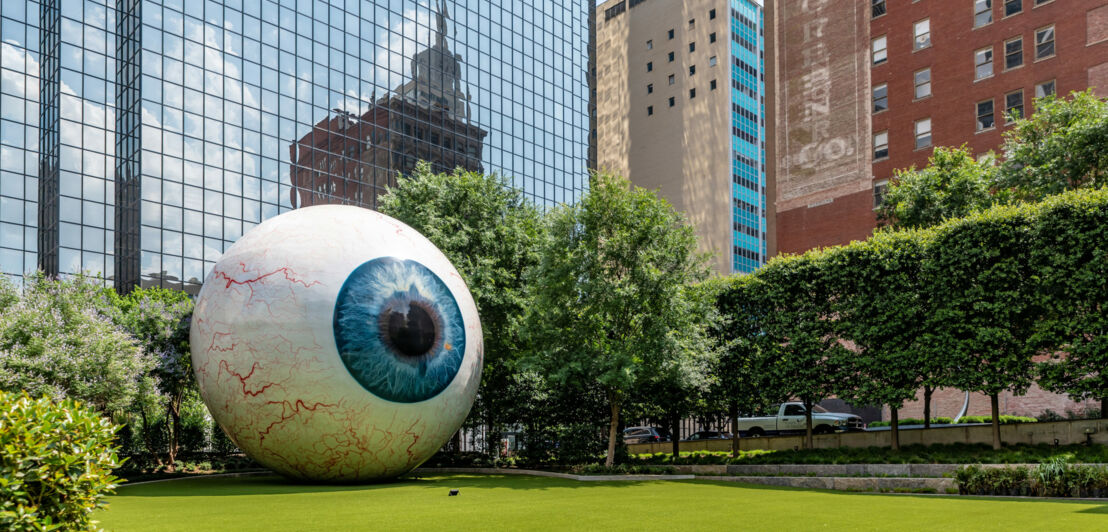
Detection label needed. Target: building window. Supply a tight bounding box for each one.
[1004,0,1023,16]
[975,47,994,79]
[1035,79,1056,98]
[873,84,888,113]
[914,68,932,99]
[689,88,696,99]
[668,29,674,39]
[647,106,654,116]
[915,118,932,149]
[1005,90,1024,122]
[873,35,888,65]
[975,0,993,27]
[709,56,717,66]
[914,19,931,50]
[710,32,717,43]
[689,65,696,76]
[689,19,695,29]
[874,131,889,160]
[874,180,889,208]
[689,42,695,53]
[1035,26,1055,59]
[668,74,675,85]
[668,51,675,62]
[873,0,886,18]
[710,79,717,90]
[647,83,654,94]
[1005,37,1023,69]
[1034,0,1052,6]
[710,8,716,19]
[668,96,675,107]
[647,40,653,50]
[977,99,995,130]
[647,62,653,72]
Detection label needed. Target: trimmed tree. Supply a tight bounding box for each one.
[378,162,543,455]
[828,229,935,449]
[1030,188,1108,418]
[924,205,1039,449]
[750,250,844,450]
[524,172,713,467]
[707,275,778,456]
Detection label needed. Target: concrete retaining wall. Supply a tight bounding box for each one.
[671,463,1107,477]
[628,418,1108,454]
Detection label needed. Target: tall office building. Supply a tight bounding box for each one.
[772,0,1108,254]
[0,0,592,294]
[595,0,767,275]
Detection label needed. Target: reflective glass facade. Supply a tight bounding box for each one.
[728,0,764,273]
[0,0,592,293]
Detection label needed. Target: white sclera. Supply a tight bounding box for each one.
[190,205,482,482]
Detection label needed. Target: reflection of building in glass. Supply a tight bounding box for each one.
[290,2,486,209]
[0,0,591,294]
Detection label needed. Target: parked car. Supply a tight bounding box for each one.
[683,431,733,442]
[734,403,864,437]
[623,426,671,444]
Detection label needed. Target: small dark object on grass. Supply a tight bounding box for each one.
[449,489,460,496]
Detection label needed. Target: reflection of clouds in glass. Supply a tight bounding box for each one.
[1,42,37,98]
[375,6,433,96]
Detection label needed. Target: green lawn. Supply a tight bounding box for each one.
[98,473,1108,531]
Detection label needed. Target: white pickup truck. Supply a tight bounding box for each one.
[735,403,864,437]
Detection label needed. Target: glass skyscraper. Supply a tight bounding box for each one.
[728,0,764,273]
[0,0,592,293]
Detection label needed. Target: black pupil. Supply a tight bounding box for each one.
[385,304,436,357]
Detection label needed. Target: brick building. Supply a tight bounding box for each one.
[770,0,1108,419]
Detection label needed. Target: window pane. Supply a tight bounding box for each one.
[977,101,995,130]
[1035,80,1056,98]
[914,20,931,49]
[975,48,993,79]
[1005,0,1022,16]
[1036,27,1055,58]
[975,0,993,27]
[1005,39,1023,69]
[914,69,931,98]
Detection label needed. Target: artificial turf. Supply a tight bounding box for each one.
[97,473,1108,531]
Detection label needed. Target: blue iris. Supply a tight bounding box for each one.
[333,257,465,403]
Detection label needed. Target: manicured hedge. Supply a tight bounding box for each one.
[629,443,1108,465]
[868,415,1036,427]
[0,391,122,531]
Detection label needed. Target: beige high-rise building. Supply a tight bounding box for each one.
[595,0,768,275]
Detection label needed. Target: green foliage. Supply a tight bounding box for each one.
[378,162,543,452]
[746,250,843,446]
[0,391,122,531]
[877,146,997,229]
[1029,188,1108,408]
[703,275,777,449]
[826,229,935,441]
[106,287,194,466]
[999,90,1108,201]
[923,204,1039,400]
[630,443,1108,466]
[867,415,1035,427]
[956,457,1108,497]
[524,171,714,465]
[569,463,677,475]
[0,274,148,414]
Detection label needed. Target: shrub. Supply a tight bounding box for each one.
[571,464,677,475]
[0,391,122,531]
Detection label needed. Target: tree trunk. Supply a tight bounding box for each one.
[670,414,680,457]
[167,389,183,470]
[1101,397,1107,420]
[803,398,814,450]
[605,396,620,468]
[729,404,740,458]
[923,386,933,429]
[890,406,900,451]
[990,393,1002,450]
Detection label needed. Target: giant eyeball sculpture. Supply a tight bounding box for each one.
[190,205,482,482]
